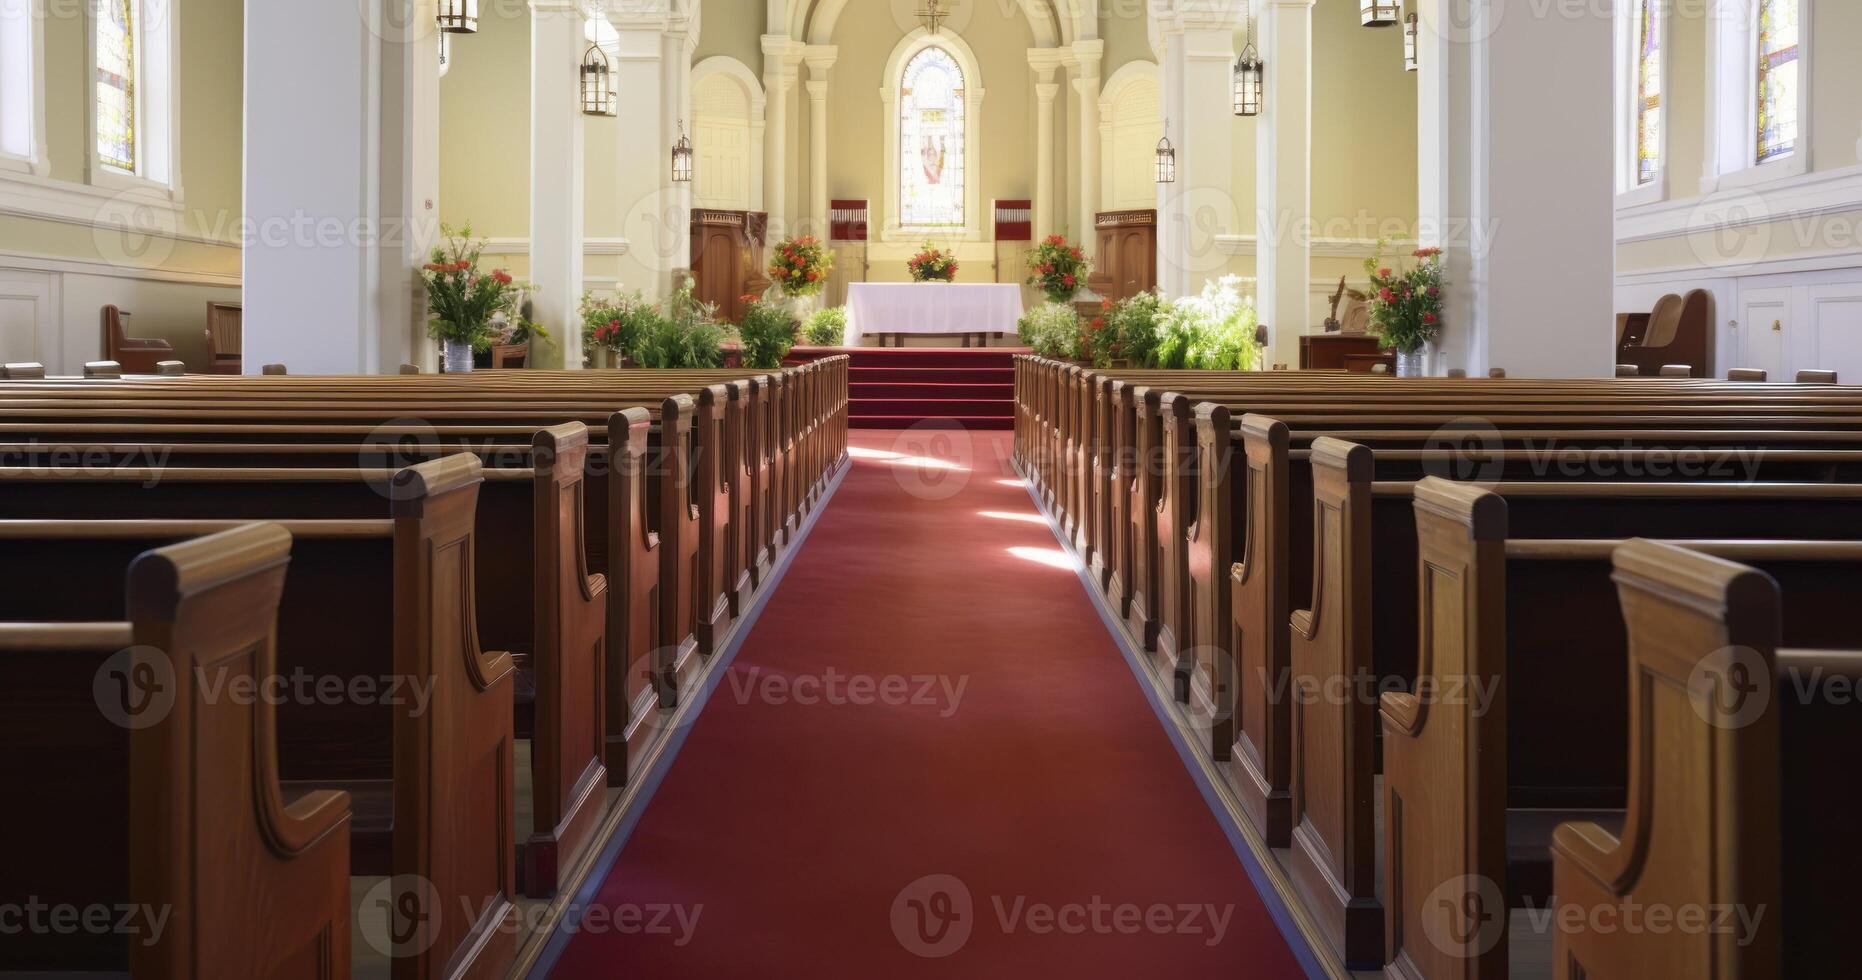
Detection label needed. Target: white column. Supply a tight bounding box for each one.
[529,0,585,369]
[1156,20,1239,298]
[804,48,835,239]
[662,25,694,284]
[611,25,668,296]
[761,36,801,238]
[1071,41,1103,245]
[1413,0,1613,378]
[244,1,439,374]
[1258,0,1313,368]
[1033,72,1059,239]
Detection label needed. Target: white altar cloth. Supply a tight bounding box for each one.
[844,283,1025,343]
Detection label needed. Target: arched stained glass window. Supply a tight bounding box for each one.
[1756,0,1799,164]
[95,0,137,173]
[1634,0,1661,186]
[899,47,965,231]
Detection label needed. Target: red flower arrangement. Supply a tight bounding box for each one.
[768,234,833,298]
[908,242,959,282]
[417,224,534,352]
[1363,242,1446,357]
[1026,234,1092,304]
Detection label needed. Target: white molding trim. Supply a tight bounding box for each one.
[481,237,633,256]
[0,247,240,288]
[1212,234,1415,258]
[878,29,986,244]
[0,170,227,246]
[1615,162,1862,244]
[1616,244,1862,285]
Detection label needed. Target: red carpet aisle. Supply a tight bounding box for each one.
[548,431,1307,978]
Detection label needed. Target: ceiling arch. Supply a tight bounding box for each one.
[780,0,1067,48]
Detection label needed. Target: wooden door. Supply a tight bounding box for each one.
[1090,210,1157,303]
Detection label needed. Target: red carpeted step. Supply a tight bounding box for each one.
[844,348,1020,369]
[850,382,1014,400]
[850,398,1010,419]
[847,366,1014,385]
[848,415,1012,430]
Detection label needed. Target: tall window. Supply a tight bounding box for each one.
[1755,0,1800,164]
[94,0,137,173]
[1634,0,1662,185]
[899,47,965,230]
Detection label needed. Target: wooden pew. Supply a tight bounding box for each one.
[1383,487,1862,975]
[1552,541,1861,978]
[1289,455,1862,967]
[0,524,353,978]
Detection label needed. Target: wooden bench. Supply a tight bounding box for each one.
[1551,541,1861,978]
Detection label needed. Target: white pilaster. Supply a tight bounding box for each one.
[1070,41,1103,245]
[662,22,695,283]
[761,35,803,239]
[1030,53,1061,240]
[804,48,836,239]
[244,1,439,374]
[530,0,585,369]
[1155,12,1241,299]
[1257,0,1312,367]
[1415,0,1613,377]
[611,23,668,295]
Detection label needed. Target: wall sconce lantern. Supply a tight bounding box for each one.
[671,120,694,183]
[1155,131,1176,184]
[580,46,615,116]
[1403,13,1420,71]
[1361,0,1401,27]
[437,0,478,34]
[1234,2,1262,118]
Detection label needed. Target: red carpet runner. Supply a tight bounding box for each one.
[549,431,1306,978]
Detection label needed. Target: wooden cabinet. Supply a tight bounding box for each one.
[690,209,768,324]
[1299,334,1392,372]
[1089,210,1156,303]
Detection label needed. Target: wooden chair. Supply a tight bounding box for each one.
[84,360,122,379]
[203,301,242,374]
[100,305,175,374]
[1796,369,1837,384]
[1728,367,1768,382]
[1616,289,1710,378]
[1,362,44,380]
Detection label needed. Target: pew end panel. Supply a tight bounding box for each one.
[657,394,702,698]
[1231,414,1294,847]
[128,524,355,980]
[1186,400,1235,761]
[1379,479,1512,980]
[1154,392,1198,701]
[389,455,520,979]
[1550,541,1783,980]
[1287,436,1383,968]
[523,423,609,898]
[605,407,664,786]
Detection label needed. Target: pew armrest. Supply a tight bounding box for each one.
[1549,820,1625,891]
[1379,690,1422,738]
[271,787,354,858]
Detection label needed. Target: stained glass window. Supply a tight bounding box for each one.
[1756,0,1799,165]
[899,48,965,230]
[1634,0,1662,185]
[95,0,137,173]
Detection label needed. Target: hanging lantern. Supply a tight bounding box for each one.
[671,120,694,183]
[1155,132,1176,184]
[437,0,478,34]
[1403,13,1419,71]
[1361,0,1400,27]
[438,29,452,78]
[1235,0,1262,116]
[580,45,615,116]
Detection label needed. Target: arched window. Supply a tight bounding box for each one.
[1755,0,1800,164]
[94,0,137,173]
[1633,0,1661,186]
[899,47,966,231]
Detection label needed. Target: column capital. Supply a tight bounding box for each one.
[806,79,829,101]
[803,45,838,73]
[1063,38,1104,76]
[1035,81,1061,104]
[1028,47,1067,78]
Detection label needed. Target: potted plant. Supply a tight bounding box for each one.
[1152,275,1261,371]
[804,306,848,347]
[1016,302,1083,361]
[1026,234,1091,304]
[736,296,797,369]
[767,234,833,317]
[1364,243,1445,377]
[419,224,531,373]
[632,280,729,369]
[582,290,658,366]
[907,242,959,283]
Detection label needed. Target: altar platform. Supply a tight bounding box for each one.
[844,282,1026,348]
[786,345,1027,431]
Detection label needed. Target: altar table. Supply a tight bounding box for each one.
[845,283,1025,347]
